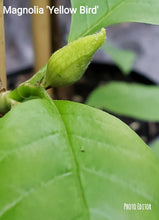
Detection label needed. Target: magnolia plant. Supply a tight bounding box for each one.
[0,29,105,114]
[1,0,159,219]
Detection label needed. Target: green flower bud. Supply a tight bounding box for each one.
[43,28,106,88]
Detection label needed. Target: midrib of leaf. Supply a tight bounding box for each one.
[106,0,111,11]
[0,97,90,219]
[82,0,126,35]
[70,0,127,41]
[53,101,90,219]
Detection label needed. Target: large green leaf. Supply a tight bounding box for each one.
[102,42,136,75]
[86,82,159,121]
[151,140,159,159]
[69,0,159,41]
[0,97,159,219]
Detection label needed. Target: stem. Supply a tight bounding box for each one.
[0,62,50,115]
[27,63,48,86]
[0,91,19,115]
[9,83,48,101]
[0,83,50,115]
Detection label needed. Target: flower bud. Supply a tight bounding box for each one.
[43,28,106,88]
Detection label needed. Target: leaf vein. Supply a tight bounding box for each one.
[0,131,60,163]
[54,102,90,219]
[83,167,158,204]
[74,0,128,39]
[0,171,72,218]
[71,133,142,159]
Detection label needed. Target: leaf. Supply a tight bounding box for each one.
[69,0,159,42]
[102,42,136,75]
[86,82,159,121]
[0,97,159,219]
[150,139,159,159]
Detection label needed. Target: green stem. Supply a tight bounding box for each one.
[0,64,49,115]
[0,83,50,115]
[0,90,19,115]
[27,63,48,87]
